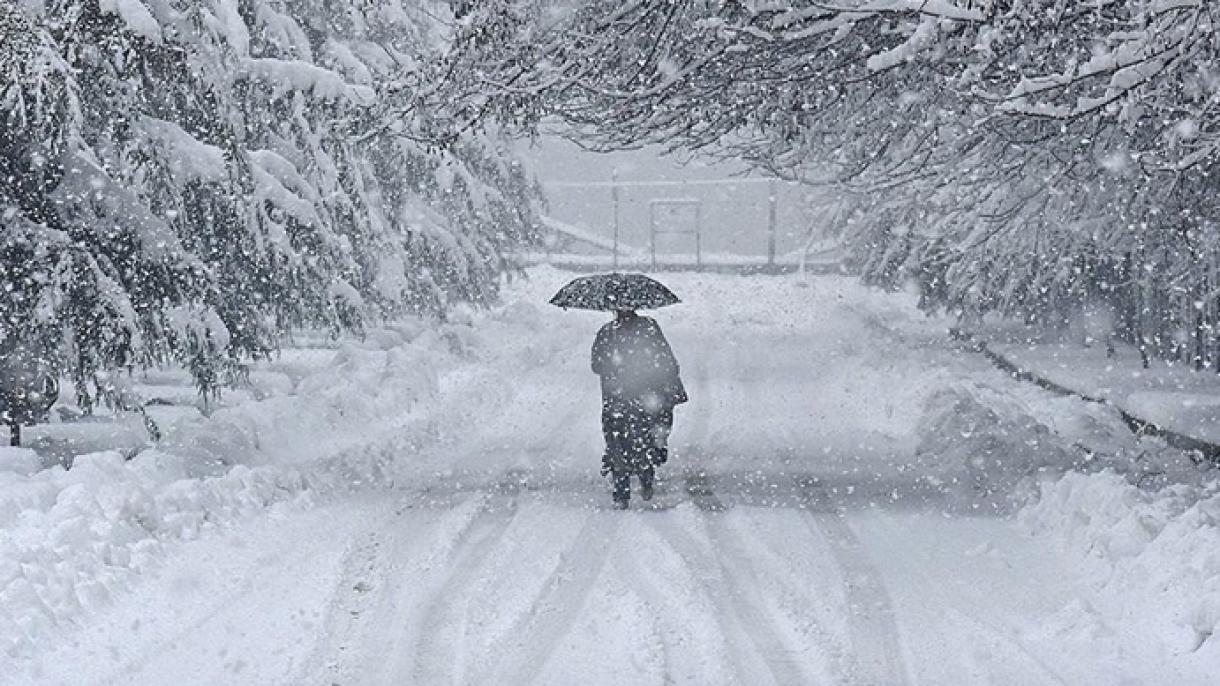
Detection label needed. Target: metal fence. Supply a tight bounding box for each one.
[535,176,839,272]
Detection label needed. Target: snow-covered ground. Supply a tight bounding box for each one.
[4,269,1219,685]
[989,335,1220,446]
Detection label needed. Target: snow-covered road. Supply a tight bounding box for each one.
[12,271,1214,685]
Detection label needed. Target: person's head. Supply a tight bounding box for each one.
[614,309,637,321]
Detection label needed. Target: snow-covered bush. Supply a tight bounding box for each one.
[0,0,541,402]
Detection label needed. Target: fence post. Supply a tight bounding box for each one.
[696,203,703,271]
[649,199,657,272]
[767,179,778,269]
[611,167,620,270]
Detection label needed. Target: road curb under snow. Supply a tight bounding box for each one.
[952,329,1220,465]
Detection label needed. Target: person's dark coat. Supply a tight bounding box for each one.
[591,313,686,409]
[592,312,685,478]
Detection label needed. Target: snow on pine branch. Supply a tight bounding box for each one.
[131,118,227,186]
[440,0,1220,376]
[238,58,376,104]
[865,15,940,72]
[98,0,162,44]
[826,0,984,21]
[2,0,541,400]
[997,8,1204,127]
[771,0,984,24]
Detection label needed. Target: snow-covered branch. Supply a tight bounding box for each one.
[1,0,541,401]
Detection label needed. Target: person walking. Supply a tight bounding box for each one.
[592,308,686,508]
[549,272,686,509]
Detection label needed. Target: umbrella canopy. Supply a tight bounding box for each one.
[550,273,680,311]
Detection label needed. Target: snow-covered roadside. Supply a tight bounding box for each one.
[1019,471,1220,675]
[973,330,1220,455]
[0,297,574,665]
[855,287,1220,677]
[936,327,1220,669]
[886,383,1220,681]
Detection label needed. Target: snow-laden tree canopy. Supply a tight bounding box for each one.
[1,0,540,405]
[439,0,1220,368]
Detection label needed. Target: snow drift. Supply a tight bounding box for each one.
[1021,471,1220,669]
[0,300,565,662]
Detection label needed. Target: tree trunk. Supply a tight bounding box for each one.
[1196,304,1206,372]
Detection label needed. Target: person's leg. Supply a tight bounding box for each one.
[612,470,631,508]
[638,465,655,501]
[607,401,646,508]
[603,400,633,506]
[601,400,623,476]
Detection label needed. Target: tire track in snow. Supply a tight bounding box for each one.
[798,478,911,686]
[293,527,386,685]
[612,543,688,686]
[945,607,1071,686]
[646,513,814,686]
[407,474,525,685]
[852,518,1071,686]
[715,511,859,683]
[475,509,621,686]
[293,492,494,686]
[669,350,816,683]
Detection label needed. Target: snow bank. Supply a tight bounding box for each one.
[914,381,1077,506]
[1020,471,1220,667]
[0,299,561,662]
[913,370,1199,506]
[0,449,41,478]
[0,450,320,659]
[917,368,1220,667]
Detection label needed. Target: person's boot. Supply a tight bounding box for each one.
[639,470,655,502]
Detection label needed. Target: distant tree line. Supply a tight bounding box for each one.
[438,0,1219,369]
[0,0,540,407]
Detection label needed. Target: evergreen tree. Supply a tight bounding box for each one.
[0,0,541,408]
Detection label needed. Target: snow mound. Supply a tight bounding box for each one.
[0,449,41,477]
[1021,471,1220,664]
[0,449,324,660]
[915,381,1078,505]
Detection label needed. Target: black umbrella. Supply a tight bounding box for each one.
[550,273,680,311]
